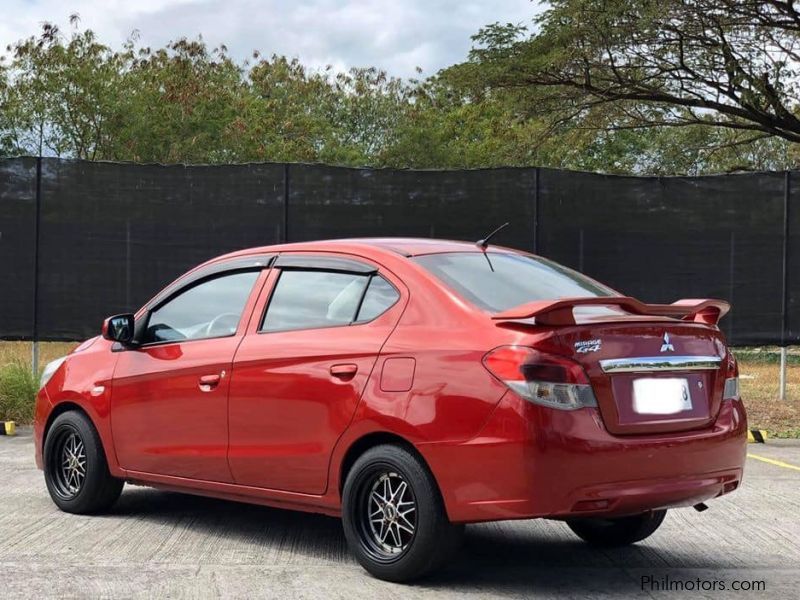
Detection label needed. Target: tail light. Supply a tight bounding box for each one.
[722,355,740,401]
[483,346,597,410]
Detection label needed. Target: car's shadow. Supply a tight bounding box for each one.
[110,487,732,594]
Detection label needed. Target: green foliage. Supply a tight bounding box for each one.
[0,360,38,422]
[1,11,800,174]
[446,0,800,173]
[1,23,419,165]
[2,23,127,158]
[734,348,800,366]
[771,428,800,439]
[111,38,247,163]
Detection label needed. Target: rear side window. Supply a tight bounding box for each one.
[412,252,614,313]
[261,271,399,332]
[355,276,400,323]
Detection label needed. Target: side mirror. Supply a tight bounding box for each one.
[102,313,136,345]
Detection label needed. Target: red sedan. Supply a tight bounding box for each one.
[34,238,747,582]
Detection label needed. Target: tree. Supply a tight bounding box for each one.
[0,61,19,156]
[2,11,799,174]
[3,18,127,159]
[458,0,800,146]
[232,55,337,163]
[111,37,248,163]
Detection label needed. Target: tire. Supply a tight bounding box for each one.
[342,444,464,582]
[566,509,667,547]
[43,411,123,514]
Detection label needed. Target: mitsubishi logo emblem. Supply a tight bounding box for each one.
[660,333,675,353]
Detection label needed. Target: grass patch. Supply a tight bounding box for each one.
[0,341,73,423]
[770,428,800,439]
[0,341,75,367]
[733,346,800,365]
[0,359,39,422]
[736,359,800,438]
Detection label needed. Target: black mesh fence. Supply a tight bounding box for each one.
[287,165,535,250]
[0,158,37,339]
[0,158,795,344]
[34,160,285,340]
[536,169,787,346]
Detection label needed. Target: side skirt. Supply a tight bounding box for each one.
[125,470,342,518]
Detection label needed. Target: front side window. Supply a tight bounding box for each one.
[143,270,259,343]
[262,270,399,332]
[412,252,615,313]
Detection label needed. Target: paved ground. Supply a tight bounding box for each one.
[1,429,799,599]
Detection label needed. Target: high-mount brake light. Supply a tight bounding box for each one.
[482,346,597,410]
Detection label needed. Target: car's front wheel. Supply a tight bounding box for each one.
[43,410,123,514]
[342,444,463,582]
[566,509,667,546]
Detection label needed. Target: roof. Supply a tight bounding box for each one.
[321,237,489,256]
[215,237,517,263]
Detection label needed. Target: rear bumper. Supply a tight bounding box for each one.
[420,392,747,523]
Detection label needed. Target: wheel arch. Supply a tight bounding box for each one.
[42,401,121,477]
[43,401,91,449]
[337,432,444,503]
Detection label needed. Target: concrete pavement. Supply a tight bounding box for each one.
[1,429,799,599]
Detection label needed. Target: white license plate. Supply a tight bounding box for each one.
[632,378,692,415]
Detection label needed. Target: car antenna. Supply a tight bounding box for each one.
[476,222,509,250]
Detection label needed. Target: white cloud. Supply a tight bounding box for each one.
[0,0,539,78]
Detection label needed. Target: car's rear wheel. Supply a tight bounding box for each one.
[44,411,123,514]
[566,509,667,546]
[342,444,463,582]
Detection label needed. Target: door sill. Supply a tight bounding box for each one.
[124,469,341,517]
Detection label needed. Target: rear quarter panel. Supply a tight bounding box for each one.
[327,263,520,494]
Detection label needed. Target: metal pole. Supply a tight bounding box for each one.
[780,347,788,401]
[283,163,290,243]
[728,231,735,340]
[125,219,131,310]
[31,157,42,377]
[780,171,791,400]
[31,342,39,377]
[532,167,540,254]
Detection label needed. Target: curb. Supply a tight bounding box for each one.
[0,421,16,436]
[747,429,767,444]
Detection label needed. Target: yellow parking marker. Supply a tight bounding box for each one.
[748,453,800,472]
[1,421,16,436]
[747,429,767,443]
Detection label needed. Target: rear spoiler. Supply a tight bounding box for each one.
[491,296,730,326]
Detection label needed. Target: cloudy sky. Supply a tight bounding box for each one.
[0,0,540,78]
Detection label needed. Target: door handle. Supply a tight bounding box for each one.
[330,364,358,379]
[199,374,221,391]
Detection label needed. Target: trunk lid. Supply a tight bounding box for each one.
[493,297,731,435]
[552,320,728,434]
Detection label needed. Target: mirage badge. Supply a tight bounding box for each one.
[575,339,602,354]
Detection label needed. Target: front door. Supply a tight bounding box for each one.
[228,262,403,494]
[111,268,264,482]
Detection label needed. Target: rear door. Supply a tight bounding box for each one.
[227,254,405,494]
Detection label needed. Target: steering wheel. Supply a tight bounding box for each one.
[204,313,241,337]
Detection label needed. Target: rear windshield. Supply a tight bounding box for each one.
[412,252,615,312]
